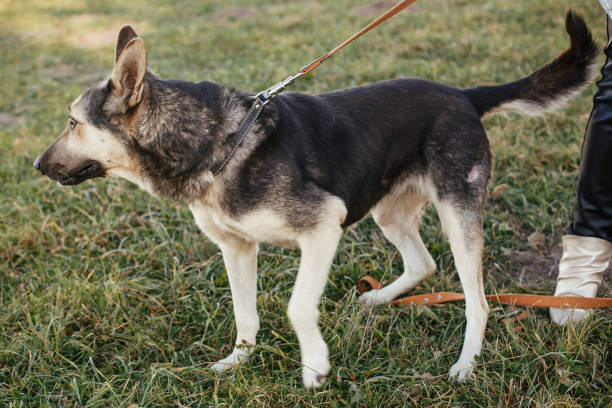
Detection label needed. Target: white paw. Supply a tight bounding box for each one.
[449,359,474,382]
[302,362,330,389]
[210,346,252,373]
[358,289,390,306]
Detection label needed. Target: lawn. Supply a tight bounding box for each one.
[0,0,610,406]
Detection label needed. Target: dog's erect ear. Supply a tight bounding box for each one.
[109,37,147,112]
[115,25,139,62]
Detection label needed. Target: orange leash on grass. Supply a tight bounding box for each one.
[357,276,612,308]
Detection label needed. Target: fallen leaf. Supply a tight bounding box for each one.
[508,310,529,323]
[492,184,509,198]
[421,372,435,381]
[527,231,546,248]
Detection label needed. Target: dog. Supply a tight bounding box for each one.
[34,11,598,388]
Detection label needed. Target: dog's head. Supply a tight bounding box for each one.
[34,26,148,186]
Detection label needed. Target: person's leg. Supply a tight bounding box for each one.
[550,16,612,325]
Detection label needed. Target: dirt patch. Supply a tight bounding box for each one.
[503,245,612,293]
[352,1,422,18]
[65,16,145,50]
[503,246,561,289]
[18,14,143,50]
[69,26,121,49]
[217,7,260,21]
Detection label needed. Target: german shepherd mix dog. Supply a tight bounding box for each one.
[35,12,597,388]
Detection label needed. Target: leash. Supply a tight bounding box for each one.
[211,0,419,175]
[357,276,612,308]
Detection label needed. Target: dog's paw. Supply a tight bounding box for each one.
[358,289,390,306]
[302,363,330,389]
[210,346,252,373]
[448,359,474,382]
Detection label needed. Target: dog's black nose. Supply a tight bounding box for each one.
[33,155,41,171]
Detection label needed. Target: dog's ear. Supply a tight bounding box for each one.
[108,37,147,114]
[115,25,139,62]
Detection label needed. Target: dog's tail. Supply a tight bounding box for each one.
[462,11,599,117]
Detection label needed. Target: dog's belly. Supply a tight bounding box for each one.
[190,202,299,248]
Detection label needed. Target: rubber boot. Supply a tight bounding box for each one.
[549,235,612,325]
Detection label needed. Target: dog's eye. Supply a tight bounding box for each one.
[69,117,77,131]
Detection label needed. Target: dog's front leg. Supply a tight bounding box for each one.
[210,239,259,372]
[288,224,343,388]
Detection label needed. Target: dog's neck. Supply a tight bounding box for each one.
[128,75,275,203]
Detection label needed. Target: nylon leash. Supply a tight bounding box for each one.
[211,0,419,175]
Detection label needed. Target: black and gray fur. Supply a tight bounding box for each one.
[34,11,599,387]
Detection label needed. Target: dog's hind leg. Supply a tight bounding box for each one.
[435,201,489,382]
[359,192,436,305]
[210,239,259,372]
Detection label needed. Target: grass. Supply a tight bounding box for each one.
[1,0,610,406]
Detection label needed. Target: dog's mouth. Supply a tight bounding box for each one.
[56,161,105,185]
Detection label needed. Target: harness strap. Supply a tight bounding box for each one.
[357,276,612,308]
[212,0,419,175]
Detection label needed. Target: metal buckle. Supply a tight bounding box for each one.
[263,72,304,100]
[252,91,269,109]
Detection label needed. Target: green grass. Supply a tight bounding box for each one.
[1,0,611,406]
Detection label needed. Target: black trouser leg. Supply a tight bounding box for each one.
[570,17,612,242]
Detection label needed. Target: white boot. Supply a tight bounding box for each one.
[550,235,612,325]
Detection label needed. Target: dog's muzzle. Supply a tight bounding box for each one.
[34,155,105,186]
